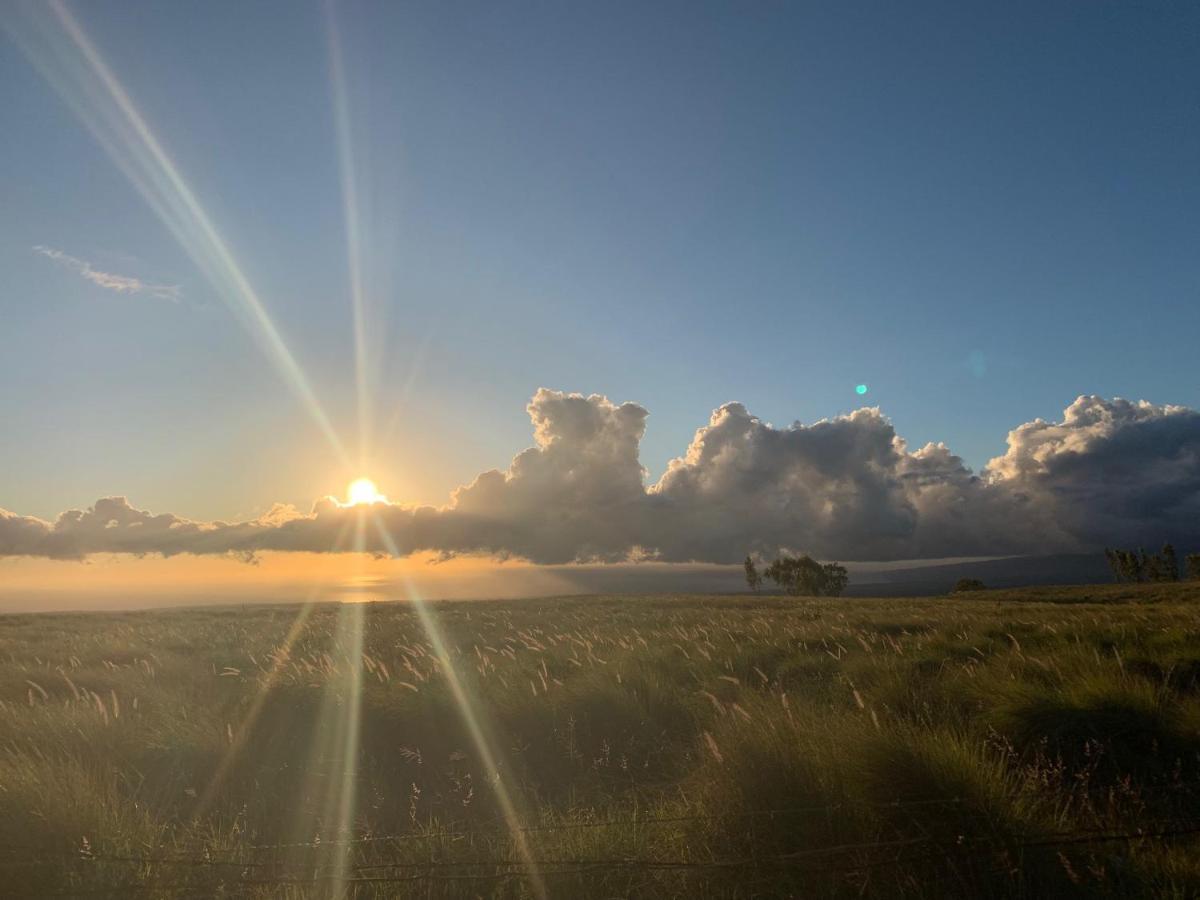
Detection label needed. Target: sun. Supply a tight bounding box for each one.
[346,477,386,506]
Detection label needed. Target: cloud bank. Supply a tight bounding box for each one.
[3,391,1198,563]
[35,246,182,302]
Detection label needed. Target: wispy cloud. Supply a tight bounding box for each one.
[34,245,182,302]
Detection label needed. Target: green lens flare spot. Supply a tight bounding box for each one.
[855,384,868,395]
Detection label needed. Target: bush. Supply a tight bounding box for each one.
[953,578,987,592]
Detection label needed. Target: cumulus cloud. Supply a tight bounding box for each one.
[3,391,1199,563]
[984,396,1200,551]
[35,246,182,302]
[0,497,301,560]
[648,404,920,562]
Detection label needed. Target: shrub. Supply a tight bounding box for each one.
[953,578,986,592]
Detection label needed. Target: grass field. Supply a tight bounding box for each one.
[3,583,1200,898]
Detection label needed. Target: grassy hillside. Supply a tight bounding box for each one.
[2,583,1200,897]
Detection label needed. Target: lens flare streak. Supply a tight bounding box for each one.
[190,518,358,822]
[326,0,372,469]
[3,0,349,466]
[322,599,365,895]
[287,514,371,892]
[370,513,548,900]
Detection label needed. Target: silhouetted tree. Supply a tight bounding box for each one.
[1106,548,1144,583]
[1139,545,1181,583]
[1106,545,1182,583]
[822,562,849,597]
[1105,548,1122,582]
[1142,548,1164,583]
[762,555,848,597]
[953,578,986,592]
[1187,554,1200,581]
[1132,548,1148,582]
[763,557,800,594]
[743,556,761,592]
[1162,544,1180,582]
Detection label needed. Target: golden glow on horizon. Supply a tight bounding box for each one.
[346,477,386,506]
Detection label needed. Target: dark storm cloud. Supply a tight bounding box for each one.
[3,391,1198,563]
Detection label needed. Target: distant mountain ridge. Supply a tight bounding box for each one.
[845,553,1113,596]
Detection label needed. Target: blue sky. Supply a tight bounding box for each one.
[2,0,1198,524]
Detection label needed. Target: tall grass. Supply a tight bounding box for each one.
[1,582,1198,896]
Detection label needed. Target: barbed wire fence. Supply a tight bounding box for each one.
[4,795,1200,897]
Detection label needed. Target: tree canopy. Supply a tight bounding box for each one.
[750,554,848,597]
